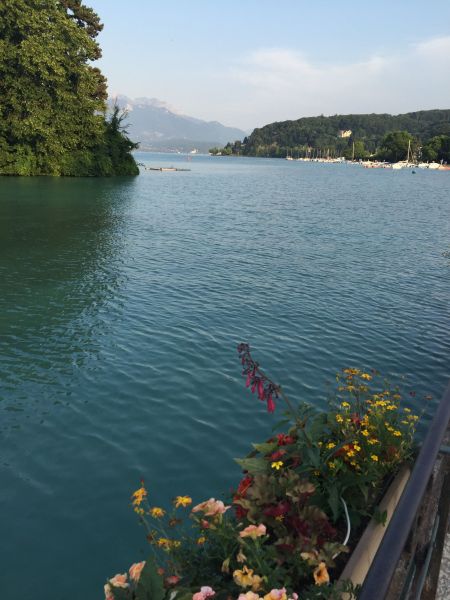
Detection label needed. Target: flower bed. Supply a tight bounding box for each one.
[105,345,421,600]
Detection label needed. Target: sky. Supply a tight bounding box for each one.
[89,0,450,131]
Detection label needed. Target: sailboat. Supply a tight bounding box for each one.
[392,140,416,169]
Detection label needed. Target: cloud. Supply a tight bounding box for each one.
[225,37,450,127]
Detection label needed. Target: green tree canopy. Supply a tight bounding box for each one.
[0,0,138,176]
[421,135,450,163]
[376,131,417,162]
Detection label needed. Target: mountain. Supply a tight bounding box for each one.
[109,95,246,152]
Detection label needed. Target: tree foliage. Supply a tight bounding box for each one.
[0,0,138,176]
[376,131,417,162]
[223,110,450,159]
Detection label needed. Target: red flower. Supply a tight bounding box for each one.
[270,450,286,461]
[267,393,276,413]
[276,434,295,446]
[264,501,291,518]
[351,413,361,426]
[236,475,253,498]
[234,505,248,519]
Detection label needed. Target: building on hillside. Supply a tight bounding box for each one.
[338,130,352,138]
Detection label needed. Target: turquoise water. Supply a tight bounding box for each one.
[1,154,450,599]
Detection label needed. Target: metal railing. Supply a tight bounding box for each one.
[358,380,450,599]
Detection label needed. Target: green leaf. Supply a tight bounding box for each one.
[110,588,131,600]
[234,457,268,474]
[327,485,340,522]
[136,556,165,600]
[252,442,277,455]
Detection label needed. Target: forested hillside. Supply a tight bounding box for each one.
[222,110,450,160]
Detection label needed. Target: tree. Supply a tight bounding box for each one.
[421,135,450,163]
[376,131,417,162]
[0,0,138,176]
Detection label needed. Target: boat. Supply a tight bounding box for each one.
[146,167,191,172]
[392,139,416,170]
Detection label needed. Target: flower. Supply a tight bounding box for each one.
[313,562,330,586]
[271,461,284,470]
[109,573,129,589]
[361,373,372,380]
[150,507,165,518]
[326,442,336,449]
[129,561,145,582]
[132,486,147,507]
[238,593,261,600]
[193,586,216,600]
[192,498,230,516]
[236,549,247,563]
[335,414,344,423]
[104,583,114,600]
[166,575,180,586]
[197,536,206,545]
[239,524,267,539]
[341,402,350,408]
[264,590,285,600]
[371,454,379,462]
[233,566,263,591]
[174,495,192,508]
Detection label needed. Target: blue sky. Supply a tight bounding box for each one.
[89,0,450,130]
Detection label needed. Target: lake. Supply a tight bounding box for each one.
[1,153,449,599]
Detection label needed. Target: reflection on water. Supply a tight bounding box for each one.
[0,156,450,599]
[0,178,135,420]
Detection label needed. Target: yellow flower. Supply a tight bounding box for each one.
[368,438,379,445]
[386,404,397,411]
[346,450,356,457]
[335,414,344,423]
[361,429,370,437]
[275,515,284,522]
[326,442,336,449]
[174,496,192,508]
[393,431,402,437]
[271,461,284,470]
[371,454,379,462]
[197,536,206,545]
[132,486,148,507]
[341,402,350,409]
[233,566,263,591]
[313,562,330,586]
[328,461,336,469]
[156,537,171,548]
[361,373,372,381]
[150,507,165,518]
[404,407,411,413]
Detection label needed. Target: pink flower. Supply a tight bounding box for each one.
[267,394,275,413]
[192,498,230,517]
[166,575,180,586]
[257,380,265,400]
[129,561,145,582]
[109,573,129,589]
[192,586,216,600]
[239,524,267,539]
[238,593,261,600]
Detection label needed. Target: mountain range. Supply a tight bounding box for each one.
[109,95,246,153]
